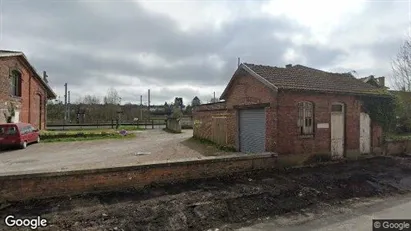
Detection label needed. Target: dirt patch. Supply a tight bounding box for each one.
[1,156,411,231]
[181,137,236,156]
[181,137,223,156]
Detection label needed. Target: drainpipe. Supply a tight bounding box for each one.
[28,75,32,123]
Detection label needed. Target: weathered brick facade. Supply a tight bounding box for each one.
[193,70,383,156]
[0,55,55,130]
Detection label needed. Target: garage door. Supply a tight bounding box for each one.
[239,108,266,153]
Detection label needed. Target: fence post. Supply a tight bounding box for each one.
[111,119,114,129]
[152,120,154,129]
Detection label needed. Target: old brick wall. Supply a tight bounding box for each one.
[193,69,383,156]
[193,107,234,147]
[193,71,277,151]
[371,122,383,154]
[0,57,47,129]
[193,102,228,141]
[276,90,383,156]
[223,71,278,152]
[0,153,277,202]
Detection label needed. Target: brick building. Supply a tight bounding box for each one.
[193,63,390,158]
[0,50,56,129]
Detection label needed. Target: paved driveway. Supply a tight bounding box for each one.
[0,129,204,176]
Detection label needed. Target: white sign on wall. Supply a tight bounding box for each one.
[317,123,329,129]
[12,110,20,123]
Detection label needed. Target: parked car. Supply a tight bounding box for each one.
[0,123,40,149]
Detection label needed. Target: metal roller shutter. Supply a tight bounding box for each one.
[239,108,266,153]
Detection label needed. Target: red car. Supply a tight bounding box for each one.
[0,123,40,149]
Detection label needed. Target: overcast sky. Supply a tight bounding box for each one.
[0,0,409,105]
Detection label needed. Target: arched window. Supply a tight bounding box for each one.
[10,70,22,97]
[297,101,314,135]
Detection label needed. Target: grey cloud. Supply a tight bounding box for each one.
[368,38,403,61]
[298,45,347,67]
[2,0,351,104]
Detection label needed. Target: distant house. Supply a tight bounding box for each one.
[192,96,201,106]
[194,63,389,158]
[0,50,56,129]
[174,97,184,110]
[360,75,387,89]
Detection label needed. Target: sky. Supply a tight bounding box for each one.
[0,0,409,105]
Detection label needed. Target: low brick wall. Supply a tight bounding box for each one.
[384,139,411,155]
[0,153,277,202]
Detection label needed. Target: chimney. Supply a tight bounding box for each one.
[377,77,385,87]
[43,71,48,83]
[285,64,292,68]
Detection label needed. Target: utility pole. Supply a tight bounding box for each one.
[68,91,71,123]
[140,95,143,121]
[148,89,151,121]
[64,83,67,123]
[213,91,216,102]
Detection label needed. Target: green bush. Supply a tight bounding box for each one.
[40,131,119,140]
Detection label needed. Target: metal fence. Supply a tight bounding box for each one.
[46,120,166,131]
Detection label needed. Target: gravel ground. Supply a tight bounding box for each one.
[0,129,204,175]
[1,156,411,231]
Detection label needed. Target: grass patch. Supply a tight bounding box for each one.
[193,137,236,152]
[40,129,137,143]
[45,125,144,133]
[117,125,144,131]
[162,128,182,134]
[42,133,136,143]
[182,137,237,156]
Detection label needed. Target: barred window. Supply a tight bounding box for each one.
[297,102,314,135]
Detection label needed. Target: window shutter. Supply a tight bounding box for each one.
[297,103,303,127]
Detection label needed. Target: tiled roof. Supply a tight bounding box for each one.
[243,63,385,95]
[0,50,24,57]
[0,50,56,98]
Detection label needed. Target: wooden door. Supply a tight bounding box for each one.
[331,103,345,159]
[360,112,371,154]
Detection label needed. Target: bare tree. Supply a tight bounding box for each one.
[103,87,121,121]
[103,87,121,105]
[392,38,411,91]
[82,95,101,105]
[392,38,411,132]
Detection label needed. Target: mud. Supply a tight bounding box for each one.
[1,156,411,231]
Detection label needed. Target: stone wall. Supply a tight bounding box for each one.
[166,118,181,133]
